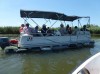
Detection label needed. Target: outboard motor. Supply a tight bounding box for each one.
[0,37,10,49]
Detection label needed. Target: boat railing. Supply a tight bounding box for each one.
[76,31,90,35]
[21,30,91,37]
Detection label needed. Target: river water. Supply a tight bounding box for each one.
[0,37,100,74]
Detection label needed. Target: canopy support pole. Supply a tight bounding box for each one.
[44,19,50,24]
[64,21,66,26]
[50,14,63,28]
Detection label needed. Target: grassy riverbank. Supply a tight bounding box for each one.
[0,25,100,34]
[0,34,19,37]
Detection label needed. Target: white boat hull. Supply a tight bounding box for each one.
[18,31,94,50]
[72,52,100,74]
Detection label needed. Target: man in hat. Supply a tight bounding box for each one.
[41,24,47,36]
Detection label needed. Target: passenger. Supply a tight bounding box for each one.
[73,26,79,34]
[41,24,47,36]
[47,27,52,36]
[34,26,39,33]
[65,24,69,34]
[81,25,88,31]
[23,23,34,35]
[34,26,39,36]
[59,24,66,35]
[19,24,24,34]
[68,27,72,34]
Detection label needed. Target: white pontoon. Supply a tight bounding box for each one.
[18,10,94,50]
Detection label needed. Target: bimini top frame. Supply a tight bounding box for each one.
[20,10,90,28]
[20,10,90,22]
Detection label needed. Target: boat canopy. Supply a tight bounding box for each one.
[20,10,83,21]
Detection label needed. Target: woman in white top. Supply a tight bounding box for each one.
[23,23,34,35]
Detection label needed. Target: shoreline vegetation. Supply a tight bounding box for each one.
[0,24,100,35]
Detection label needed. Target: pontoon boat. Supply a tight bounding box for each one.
[18,10,94,51]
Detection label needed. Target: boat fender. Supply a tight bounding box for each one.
[9,39,18,44]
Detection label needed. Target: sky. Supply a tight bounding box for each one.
[0,0,100,27]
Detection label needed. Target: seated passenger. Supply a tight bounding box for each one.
[73,26,79,34]
[19,24,24,34]
[34,26,40,36]
[68,27,72,34]
[34,26,39,33]
[41,24,47,36]
[59,24,66,35]
[65,24,69,34]
[23,23,34,35]
[81,25,88,31]
[47,27,52,36]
